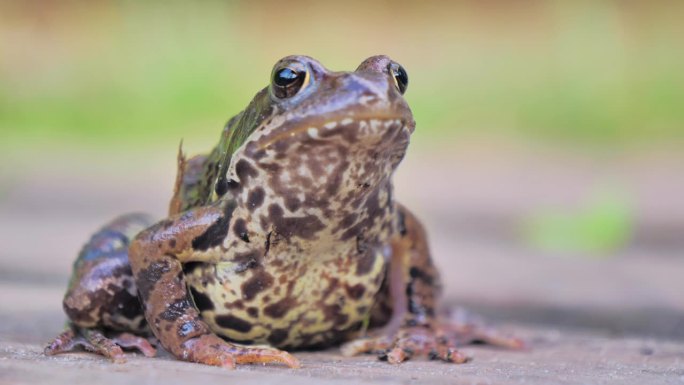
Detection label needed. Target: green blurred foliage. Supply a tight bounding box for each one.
[523,188,633,255]
[1,0,683,152]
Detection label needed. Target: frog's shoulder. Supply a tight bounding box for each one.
[169,112,246,214]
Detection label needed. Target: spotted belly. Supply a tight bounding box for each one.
[184,248,386,348]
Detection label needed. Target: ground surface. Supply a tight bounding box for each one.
[1,143,683,384]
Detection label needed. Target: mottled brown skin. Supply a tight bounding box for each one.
[46,55,522,368]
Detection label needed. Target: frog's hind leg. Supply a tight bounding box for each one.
[45,213,157,362]
[342,205,523,364]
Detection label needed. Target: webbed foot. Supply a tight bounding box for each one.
[45,326,156,363]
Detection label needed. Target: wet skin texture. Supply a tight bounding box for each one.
[45,55,522,368]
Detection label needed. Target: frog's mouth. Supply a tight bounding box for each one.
[255,113,414,152]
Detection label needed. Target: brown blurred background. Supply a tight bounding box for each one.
[1,0,683,346]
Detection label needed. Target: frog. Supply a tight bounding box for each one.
[45,55,522,368]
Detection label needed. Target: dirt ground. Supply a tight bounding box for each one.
[1,143,683,384]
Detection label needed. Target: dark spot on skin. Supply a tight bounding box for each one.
[241,269,274,301]
[245,140,267,160]
[236,159,258,182]
[233,218,250,243]
[337,213,357,232]
[215,314,253,333]
[168,239,177,248]
[104,276,143,323]
[356,235,368,254]
[274,140,289,154]
[159,298,192,321]
[264,232,272,256]
[247,187,265,211]
[189,287,214,312]
[322,304,349,327]
[225,300,245,310]
[191,201,237,251]
[268,329,289,346]
[233,252,260,273]
[246,307,259,318]
[341,187,386,241]
[263,297,295,319]
[226,179,241,191]
[409,267,434,285]
[284,195,301,212]
[355,251,376,276]
[397,209,407,236]
[182,261,202,275]
[136,260,171,299]
[214,178,228,197]
[345,283,366,299]
[268,203,325,240]
[321,277,339,299]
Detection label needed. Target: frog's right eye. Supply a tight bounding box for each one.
[271,62,309,99]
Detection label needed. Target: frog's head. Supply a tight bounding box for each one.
[216,55,415,208]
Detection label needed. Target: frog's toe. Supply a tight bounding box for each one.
[232,346,301,368]
[340,334,393,357]
[45,328,84,356]
[110,332,157,358]
[342,326,470,364]
[181,334,300,369]
[443,308,526,350]
[45,327,126,363]
[45,326,156,363]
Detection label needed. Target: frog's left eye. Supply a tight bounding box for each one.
[271,62,310,99]
[388,62,408,94]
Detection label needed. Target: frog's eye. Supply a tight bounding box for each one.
[388,62,408,95]
[271,62,310,99]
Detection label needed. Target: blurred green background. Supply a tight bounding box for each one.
[1,0,683,255]
[2,0,683,152]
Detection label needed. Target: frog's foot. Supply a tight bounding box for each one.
[181,334,301,369]
[44,326,156,363]
[341,325,470,364]
[342,316,524,364]
[442,308,525,350]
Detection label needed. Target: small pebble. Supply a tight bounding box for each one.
[639,347,654,356]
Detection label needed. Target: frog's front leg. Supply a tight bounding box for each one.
[342,205,523,364]
[128,203,300,369]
